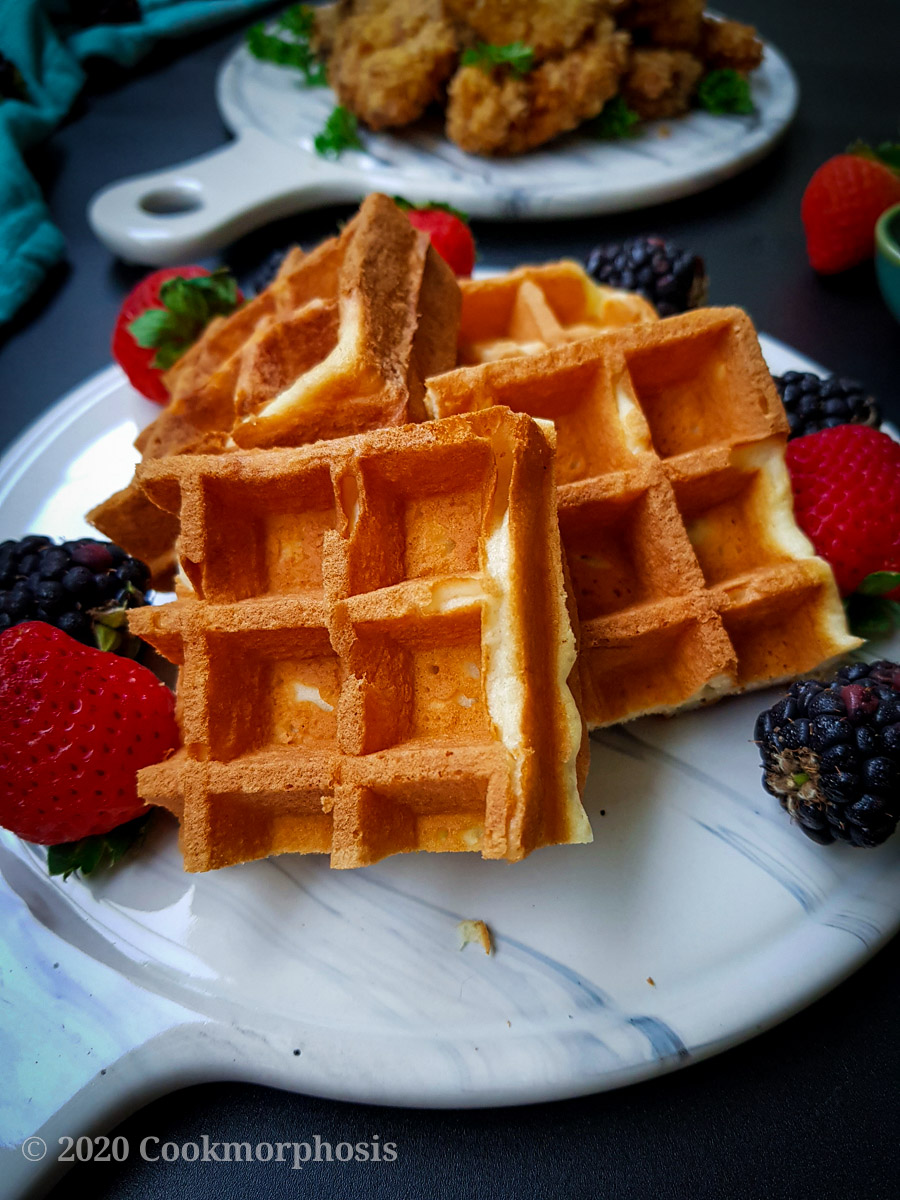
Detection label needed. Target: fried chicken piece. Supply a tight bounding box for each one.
[444,0,614,60]
[699,16,764,73]
[621,0,704,50]
[311,3,340,57]
[445,20,630,155]
[621,48,703,120]
[325,0,458,130]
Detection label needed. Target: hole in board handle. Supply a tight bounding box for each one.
[139,186,203,216]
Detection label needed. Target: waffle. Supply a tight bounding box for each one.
[426,308,861,726]
[456,262,657,367]
[129,408,590,871]
[88,194,460,584]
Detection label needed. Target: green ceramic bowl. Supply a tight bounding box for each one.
[875,201,900,321]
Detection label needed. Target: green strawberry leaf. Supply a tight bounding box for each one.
[47,813,153,882]
[89,586,147,658]
[696,69,754,116]
[314,106,363,158]
[843,593,900,640]
[857,570,900,596]
[590,95,641,140]
[847,140,900,174]
[461,41,535,78]
[246,5,327,86]
[391,196,471,223]
[127,268,241,371]
[93,621,124,654]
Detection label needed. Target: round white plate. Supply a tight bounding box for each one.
[89,25,798,264]
[1,338,898,1192]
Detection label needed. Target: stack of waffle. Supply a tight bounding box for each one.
[95,196,859,871]
[90,193,460,586]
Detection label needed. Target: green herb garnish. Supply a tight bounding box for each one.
[246,4,327,86]
[696,68,754,116]
[392,196,470,223]
[590,95,641,140]
[47,813,154,882]
[461,41,535,78]
[128,268,242,371]
[843,571,900,640]
[314,106,363,158]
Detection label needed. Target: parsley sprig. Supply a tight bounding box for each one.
[47,813,154,882]
[844,571,900,640]
[246,3,327,86]
[314,106,363,158]
[128,269,242,371]
[696,68,754,116]
[461,41,535,78]
[591,95,641,140]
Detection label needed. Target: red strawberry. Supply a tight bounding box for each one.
[802,147,900,274]
[112,266,243,404]
[0,622,178,845]
[405,206,476,277]
[786,425,900,597]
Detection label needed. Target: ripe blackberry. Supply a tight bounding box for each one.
[772,371,881,440]
[585,236,708,316]
[754,660,900,848]
[0,536,150,653]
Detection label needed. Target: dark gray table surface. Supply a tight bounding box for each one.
[2,2,898,1198]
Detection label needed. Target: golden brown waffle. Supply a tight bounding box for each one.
[88,194,460,584]
[426,308,861,726]
[129,408,590,871]
[457,262,657,366]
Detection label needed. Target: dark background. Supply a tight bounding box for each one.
[2,2,899,1197]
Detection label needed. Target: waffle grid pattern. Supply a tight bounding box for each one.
[131,409,588,871]
[427,308,859,726]
[456,262,657,366]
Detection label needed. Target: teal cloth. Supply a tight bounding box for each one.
[0,0,277,324]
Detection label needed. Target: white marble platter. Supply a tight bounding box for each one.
[0,338,898,1200]
[88,24,798,264]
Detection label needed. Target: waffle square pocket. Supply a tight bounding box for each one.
[457,261,657,366]
[426,308,861,725]
[130,409,590,871]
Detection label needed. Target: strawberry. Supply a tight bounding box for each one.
[0,622,178,846]
[395,200,476,277]
[801,143,900,274]
[112,266,243,404]
[786,425,900,598]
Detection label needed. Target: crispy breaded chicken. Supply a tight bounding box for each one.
[444,0,614,60]
[446,19,630,155]
[325,0,458,130]
[699,16,764,73]
[621,47,703,120]
[620,0,704,49]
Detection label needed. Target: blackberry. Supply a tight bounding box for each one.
[0,536,151,653]
[585,236,708,316]
[754,660,900,848]
[772,372,881,440]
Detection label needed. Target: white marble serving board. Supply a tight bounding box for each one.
[88,21,798,264]
[0,337,898,1200]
